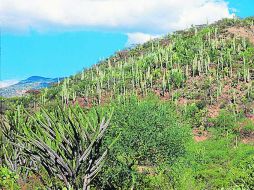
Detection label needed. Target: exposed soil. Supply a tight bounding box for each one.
[136,165,156,176]
[227,26,254,44]
[193,128,210,142]
[178,97,188,105]
[242,135,254,144]
[153,88,170,100]
[246,114,254,121]
[18,174,44,190]
[207,104,220,118]
[241,129,254,145]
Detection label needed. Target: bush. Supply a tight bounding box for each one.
[95,96,190,189]
[170,69,185,88]
[169,135,254,190]
[213,109,237,133]
[0,167,20,190]
[183,103,207,128]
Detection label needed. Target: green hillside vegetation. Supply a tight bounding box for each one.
[0,17,254,189]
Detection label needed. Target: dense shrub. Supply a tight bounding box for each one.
[170,69,185,88]
[213,109,237,133]
[94,96,191,189]
[0,167,20,190]
[170,135,254,190]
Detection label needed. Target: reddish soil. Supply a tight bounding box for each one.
[227,26,254,44]
[242,135,254,144]
[153,89,170,100]
[25,89,41,95]
[246,114,254,121]
[71,97,93,108]
[178,97,188,105]
[241,128,254,144]
[19,174,44,190]
[193,128,210,142]
[207,104,220,118]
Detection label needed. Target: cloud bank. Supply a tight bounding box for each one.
[126,33,161,46]
[1,0,233,35]
[0,80,19,88]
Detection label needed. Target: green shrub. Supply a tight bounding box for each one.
[169,135,254,190]
[213,109,237,133]
[231,150,254,189]
[183,103,207,128]
[95,96,190,189]
[0,167,20,190]
[170,69,185,88]
[242,119,254,133]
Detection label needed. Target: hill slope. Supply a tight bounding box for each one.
[35,17,254,117]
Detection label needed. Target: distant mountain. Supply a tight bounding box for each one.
[19,76,52,84]
[0,76,62,98]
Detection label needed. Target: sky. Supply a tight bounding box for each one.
[0,0,253,87]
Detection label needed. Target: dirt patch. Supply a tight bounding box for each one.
[242,135,254,144]
[241,130,254,145]
[227,26,254,44]
[207,104,220,118]
[246,114,254,121]
[136,165,156,176]
[18,174,44,190]
[153,89,170,100]
[178,97,188,105]
[193,129,210,142]
[71,97,93,108]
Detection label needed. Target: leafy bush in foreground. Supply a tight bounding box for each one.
[170,131,254,190]
[94,96,191,189]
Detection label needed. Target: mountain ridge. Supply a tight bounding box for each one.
[18,76,52,84]
[0,76,62,97]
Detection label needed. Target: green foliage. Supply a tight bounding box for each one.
[241,119,254,134]
[183,103,207,128]
[231,153,254,189]
[170,69,185,88]
[213,109,237,132]
[170,134,254,190]
[0,167,20,190]
[95,96,190,189]
[2,105,113,189]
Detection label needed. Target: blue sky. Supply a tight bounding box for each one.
[2,31,127,80]
[0,0,253,87]
[227,0,254,18]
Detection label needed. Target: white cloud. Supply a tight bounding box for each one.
[0,0,233,34]
[0,80,19,88]
[126,33,161,46]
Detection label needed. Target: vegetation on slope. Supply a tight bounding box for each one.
[0,17,254,189]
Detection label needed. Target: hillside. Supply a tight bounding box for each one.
[0,17,254,190]
[37,17,254,116]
